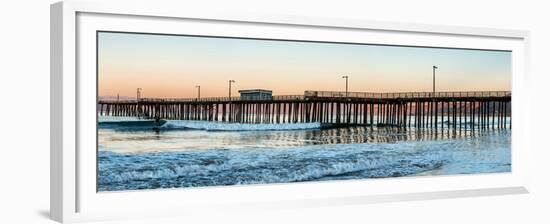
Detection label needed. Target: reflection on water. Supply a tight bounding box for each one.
[97,118,511,191]
[99,124,509,153]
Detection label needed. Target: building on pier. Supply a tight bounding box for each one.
[238,89,273,100]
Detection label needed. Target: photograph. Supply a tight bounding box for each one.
[96,31,512,192]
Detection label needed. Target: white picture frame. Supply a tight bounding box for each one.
[50,0,530,223]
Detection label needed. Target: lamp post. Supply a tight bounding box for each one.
[228,80,235,99]
[136,88,142,101]
[195,85,200,99]
[432,66,438,95]
[136,88,142,116]
[342,75,349,98]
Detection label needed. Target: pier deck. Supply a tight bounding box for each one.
[98,90,511,129]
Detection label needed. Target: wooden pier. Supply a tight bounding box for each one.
[98,90,512,130]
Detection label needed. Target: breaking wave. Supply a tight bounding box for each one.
[98,142,448,191]
[97,116,512,192]
[98,117,322,132]
[159,120,322,131]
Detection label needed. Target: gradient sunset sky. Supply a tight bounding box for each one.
[98,32,511,98]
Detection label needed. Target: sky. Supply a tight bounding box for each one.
[98,31,511,98]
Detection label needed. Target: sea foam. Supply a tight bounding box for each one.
[98,141,452,191]
[160,120,322,131]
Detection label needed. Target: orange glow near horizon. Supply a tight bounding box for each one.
[98,32,511,99]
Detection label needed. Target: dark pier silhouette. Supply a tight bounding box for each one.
[98,90,511,130]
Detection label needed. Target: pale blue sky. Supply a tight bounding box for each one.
[98,32,511,98]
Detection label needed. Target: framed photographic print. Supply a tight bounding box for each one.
[51,0,530,223]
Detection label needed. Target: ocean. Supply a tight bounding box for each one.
[97,116,511,191]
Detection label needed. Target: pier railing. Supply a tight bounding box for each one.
[137,95,305,103]
[304,90,511,99]
[98,91,511,103]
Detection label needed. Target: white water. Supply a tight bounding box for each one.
[97,116,511,191]
[160,120,322,131]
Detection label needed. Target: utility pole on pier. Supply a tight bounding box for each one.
[432,66,438,95]
[228,80,235,99]
[136,88,142,117]
[196,85,200,99]
[136,88,142,101]
[342,75,349,98]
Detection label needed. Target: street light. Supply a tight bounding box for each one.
[342,75,349,98]
[136,88,142,101]
[228,80,235,99]
[136,88,142,116]
[432,65,438,95]
[195,85,200,99]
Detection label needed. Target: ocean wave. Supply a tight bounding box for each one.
[98,116,147,122]
[160,120,322,131]
[98,118,322,131]
[98,116,511,131]
[98,142,447,191]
